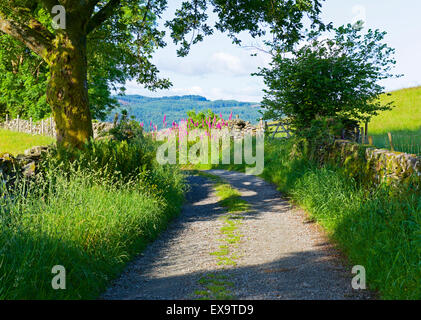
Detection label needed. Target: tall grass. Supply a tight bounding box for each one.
[0,138,185,299]
[0,129,55,155]
[292,168,421,299]
[262,139,421,299]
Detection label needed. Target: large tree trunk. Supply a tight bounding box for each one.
[46,33,93,148]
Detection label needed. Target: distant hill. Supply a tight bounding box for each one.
[111,95,262,129]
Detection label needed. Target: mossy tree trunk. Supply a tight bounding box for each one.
[46,33,93,148]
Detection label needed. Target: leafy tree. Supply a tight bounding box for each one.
[0,32,120,121]
[0,34,50,120]
[0,0,325,147]
[257,24,401,129]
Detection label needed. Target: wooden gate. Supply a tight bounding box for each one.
[265,120,292,139]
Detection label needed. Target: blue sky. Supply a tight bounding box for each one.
[124,0,421,102]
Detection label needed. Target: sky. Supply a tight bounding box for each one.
[123,0,421,102]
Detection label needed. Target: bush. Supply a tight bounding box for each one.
[40,116,157,183]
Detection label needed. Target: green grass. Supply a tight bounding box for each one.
[0,129,55,155]
[195,274,234,300]
[197,138,420,299]
[291,167,421,299]
[262,140,420,299]
[0,140,185,299]
[368,86,421,155]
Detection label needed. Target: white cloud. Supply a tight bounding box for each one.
[206,86,263,102]
[209,52,248,76]
[352,5,367,25]
[156,50,269,77]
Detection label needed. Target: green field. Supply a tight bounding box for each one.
[0,129,55,155]
[368,86,421,155]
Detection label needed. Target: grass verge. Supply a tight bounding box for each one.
[0,137,185,299]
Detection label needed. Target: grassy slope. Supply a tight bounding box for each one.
[368,86,421,155]
[0,129,55,155]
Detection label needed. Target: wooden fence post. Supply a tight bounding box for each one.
[41,119,44,135]
[368,136,373,146]
[388,132,395,152]
[30,117,33,135]
[17,115,20,132]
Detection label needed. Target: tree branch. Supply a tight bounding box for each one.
[0,15,52,58]
[86,0,121,34]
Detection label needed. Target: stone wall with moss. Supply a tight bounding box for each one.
[327,140,421,187]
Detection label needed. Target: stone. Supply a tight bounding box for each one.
[22,161,37,178]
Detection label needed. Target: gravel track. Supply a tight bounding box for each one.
[102,170,371,300]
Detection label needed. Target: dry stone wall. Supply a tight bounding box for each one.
[226,119,264,139]
[328,139,421,187]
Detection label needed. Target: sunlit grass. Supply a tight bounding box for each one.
[370,86,421,134]
[0,129,55,155]
[0,137,186,299]
[367,86,421,155]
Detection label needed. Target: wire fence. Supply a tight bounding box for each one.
[371,132,421,156]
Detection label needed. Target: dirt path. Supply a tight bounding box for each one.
[102,170,371,300]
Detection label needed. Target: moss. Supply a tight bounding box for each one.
[46,33,93,148]
[322,140,421,189]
